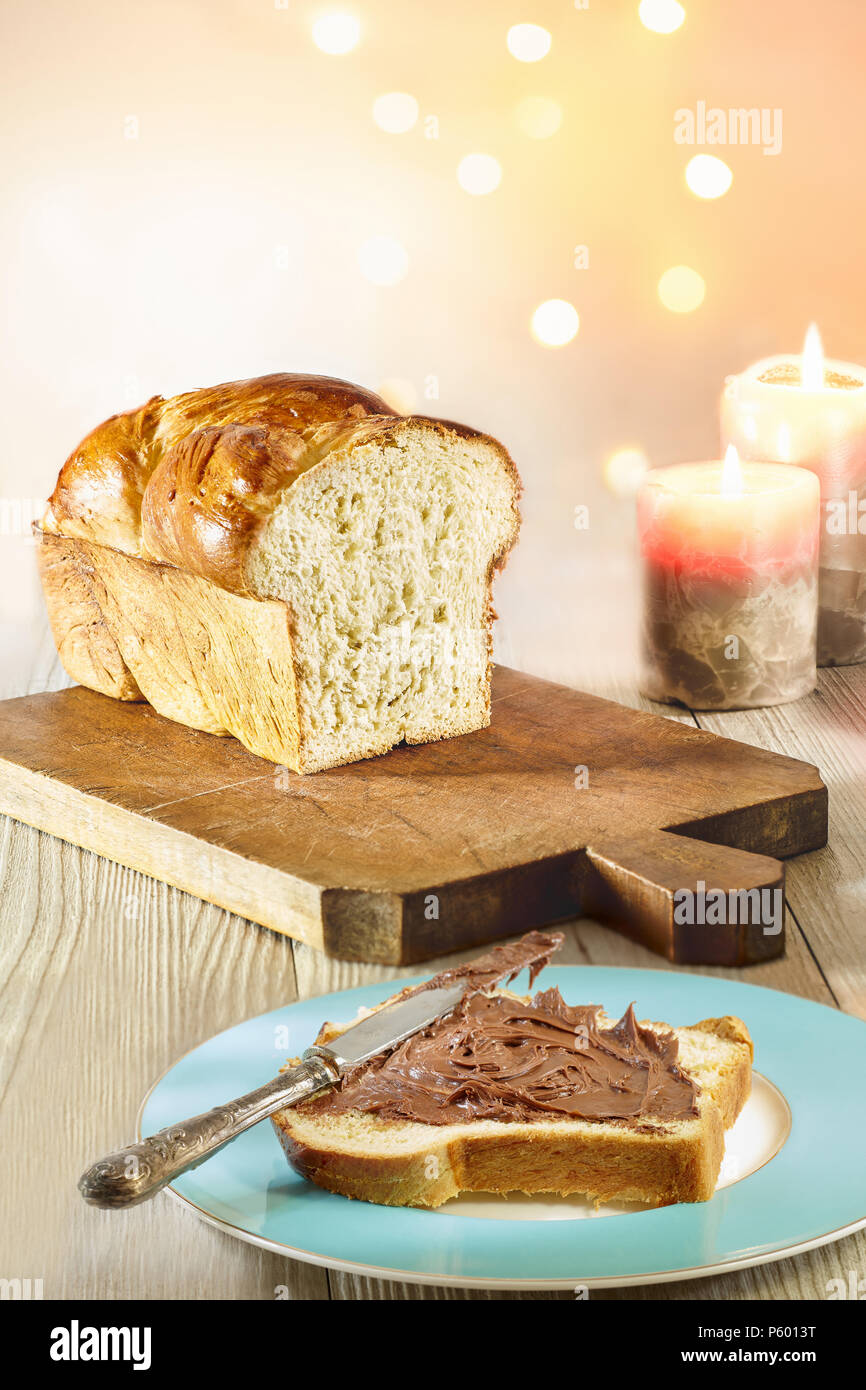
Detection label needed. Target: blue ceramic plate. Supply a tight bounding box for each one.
[139,968,866,1289]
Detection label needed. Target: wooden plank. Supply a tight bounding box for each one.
[690,666,866,1016]
[0,667,827,966]
[0,817,327,1300]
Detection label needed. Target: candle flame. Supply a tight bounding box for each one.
[801,322,825,390]
[720,444,742,496]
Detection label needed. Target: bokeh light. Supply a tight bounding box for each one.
[457,153,502,195]
[378,378,418,413]
[603,446,651,499]
[311,13,361,55]
[685,154,733,199]
[531,299,579,347]
[506,24,551,62]
[514,97,563,140]
[372,92,419,134]
[658,265,705,313]
[638,0,685,34]
[358,236,408,286]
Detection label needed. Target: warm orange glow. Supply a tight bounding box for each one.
[378,377,417,413]
[506,24,551,63]
[801,322,825,390]
[639,0,685,34]
[311,13,361,55]
[604,446,650,498]
[685,154,732,199]
[457,153,502,195]
[372,92,418,134]
[720,444,742,496]
[658,265,705,313]
[531,299,579,347]
[514,97,562,139]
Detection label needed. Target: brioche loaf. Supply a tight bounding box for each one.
[39,374,521,772]
[273,991,753,1209]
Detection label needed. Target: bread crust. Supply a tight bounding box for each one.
[43,395,164,557]
[44,375,396,574]
[275,1107,727,1208]
[36,529,308,759]
[271,1006,753,1208]
[43,373,519,598]
[36,529,144,701]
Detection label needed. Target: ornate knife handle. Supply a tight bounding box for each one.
[78,1053,337,1209]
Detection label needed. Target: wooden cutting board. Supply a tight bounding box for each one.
[0,668,827,965]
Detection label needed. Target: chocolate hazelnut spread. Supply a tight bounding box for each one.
[310,931,699,1126]
[394,929,565,1004]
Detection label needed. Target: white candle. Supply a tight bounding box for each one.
[638,449,820,710]
[721,326,866,666]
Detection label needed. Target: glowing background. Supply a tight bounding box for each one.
[1,0,864,694]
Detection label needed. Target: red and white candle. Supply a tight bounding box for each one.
[721,326,866,666]
[638,448,820,710]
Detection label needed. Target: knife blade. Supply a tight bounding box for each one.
[309,980,468,1068]
[78,978,468,1209]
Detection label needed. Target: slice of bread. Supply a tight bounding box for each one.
[272,995,753,1208]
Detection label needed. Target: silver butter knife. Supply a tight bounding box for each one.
[79,980,467,1209]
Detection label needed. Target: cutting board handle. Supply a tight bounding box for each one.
[581,831,785,965]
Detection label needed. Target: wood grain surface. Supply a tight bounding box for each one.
[1,631,864,1302]
[0,667,828,965]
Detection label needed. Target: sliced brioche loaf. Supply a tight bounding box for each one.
[272,997,753,1209]
[39,374,521,773]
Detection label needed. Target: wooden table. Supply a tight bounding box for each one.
[2,620,865,1302]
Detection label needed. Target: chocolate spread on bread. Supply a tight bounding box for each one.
[310,931,699,1126]
[395,929,565,1003]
